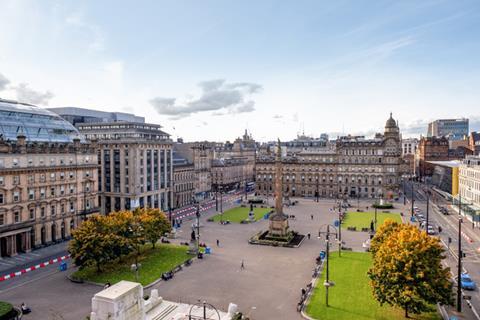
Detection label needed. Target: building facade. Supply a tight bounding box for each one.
[469,132,480,155]
[77,122,172,214]
[172,162,195,208]
[415,136,450,178]
[256,114,402,199]
[427,118,469,141]
[211,158,251,192]
[0,100,99,256]
[457,156,480,225]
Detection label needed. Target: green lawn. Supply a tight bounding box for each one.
[72,244,192,286]
[211,206,271,223]
[0,301,13,317]
[342,211,402,230]
[306,251,440,320]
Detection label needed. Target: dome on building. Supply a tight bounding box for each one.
[0,98,83,142]
[385,112,397,129]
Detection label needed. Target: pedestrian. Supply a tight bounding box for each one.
[216,239,220,247]
[310,214,313,220]
[240,260,245,270]
[307,233,311,240]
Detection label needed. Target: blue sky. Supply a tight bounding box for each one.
[0,0,479,141]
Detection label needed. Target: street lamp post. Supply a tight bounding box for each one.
[374,206,378,232]
[457,199,463,312]
[411,180,414,217]
[318,224,338,307]
[338,208,342,257]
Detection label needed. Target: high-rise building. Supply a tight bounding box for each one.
[77,121,172,214]
[427,118,469,141]
[0,99,99,256]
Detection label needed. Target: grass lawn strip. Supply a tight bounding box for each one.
[0,301,13,317]
[306,251,439,320]
[342,211,402,229]
[72,244,191,286]
[211,206,271,223]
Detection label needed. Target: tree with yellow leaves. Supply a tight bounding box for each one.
[135,208,171,249]
[368,223,453,318]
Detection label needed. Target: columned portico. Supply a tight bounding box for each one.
[0,227,32,257]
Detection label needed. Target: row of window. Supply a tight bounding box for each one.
[0,171,91,187]
[0,200,81,226]
[0,183,91,205]
[0,155,92,168]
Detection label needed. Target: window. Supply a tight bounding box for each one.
[29,208,35,220]
[50,173,55,181]
[50,187,55,197]
[0,193,3,204]
[70,185,74,194]
[60,185,65,195]
[70,201,74,212]
[28,189,35,200]
[28,158,33,166]
[61,203,65,215]
[14,211,20,223]
[13,175,20,184]
[41,207,45,217]
[0,176,3,185]
[60,172,65,180]
[28,175,34,184]
[51,205,56,216]
[40,188,45,199]
[69,172,74,179]
[13,158,19,167]
[0,214,4,225]
[13,191,20,202]
[40,174,46,183]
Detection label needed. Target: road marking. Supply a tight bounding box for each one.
[0,268,61,294]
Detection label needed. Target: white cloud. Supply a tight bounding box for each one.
[65,11,106,52]
[0,73,9,91]
[14,83,54,105]
[150,79,262,120]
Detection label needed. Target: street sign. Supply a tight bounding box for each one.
[334,220,339,227]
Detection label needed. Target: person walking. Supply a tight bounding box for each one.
[310,214,313,220]
[216,239,220,247]
[307,233,311,240]
[240,260,245,270]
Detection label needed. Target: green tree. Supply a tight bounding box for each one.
[69,216,116,272]
[368,224,453,318]
[369,219,400,256]
[137,208,171,249]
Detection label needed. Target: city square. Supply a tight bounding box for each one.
[0,196,410,320]
[1,1,480,319]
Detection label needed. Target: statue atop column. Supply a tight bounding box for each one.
[268,139,289,237]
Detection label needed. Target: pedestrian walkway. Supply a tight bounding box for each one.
[0,241,68,273]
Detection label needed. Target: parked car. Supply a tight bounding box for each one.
[461,273,476,291]
[427,225,436,235]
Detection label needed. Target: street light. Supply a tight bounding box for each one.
[457,200,463,313]
[318,224,338,307]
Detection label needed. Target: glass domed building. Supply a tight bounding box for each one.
[0,98,82,142]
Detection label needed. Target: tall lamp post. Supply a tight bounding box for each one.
[318,224,338,307]
[410,179,415,217]
[457,198,463,312]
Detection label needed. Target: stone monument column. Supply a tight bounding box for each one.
[275,139,283,215]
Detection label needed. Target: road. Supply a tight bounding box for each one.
[404,180,480,319]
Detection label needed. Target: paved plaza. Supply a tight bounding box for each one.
[0,197,408,320]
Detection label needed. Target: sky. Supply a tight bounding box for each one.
[0,0,479,142]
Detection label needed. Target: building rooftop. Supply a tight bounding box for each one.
[426,160,461,168]
[0,98,83,143]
